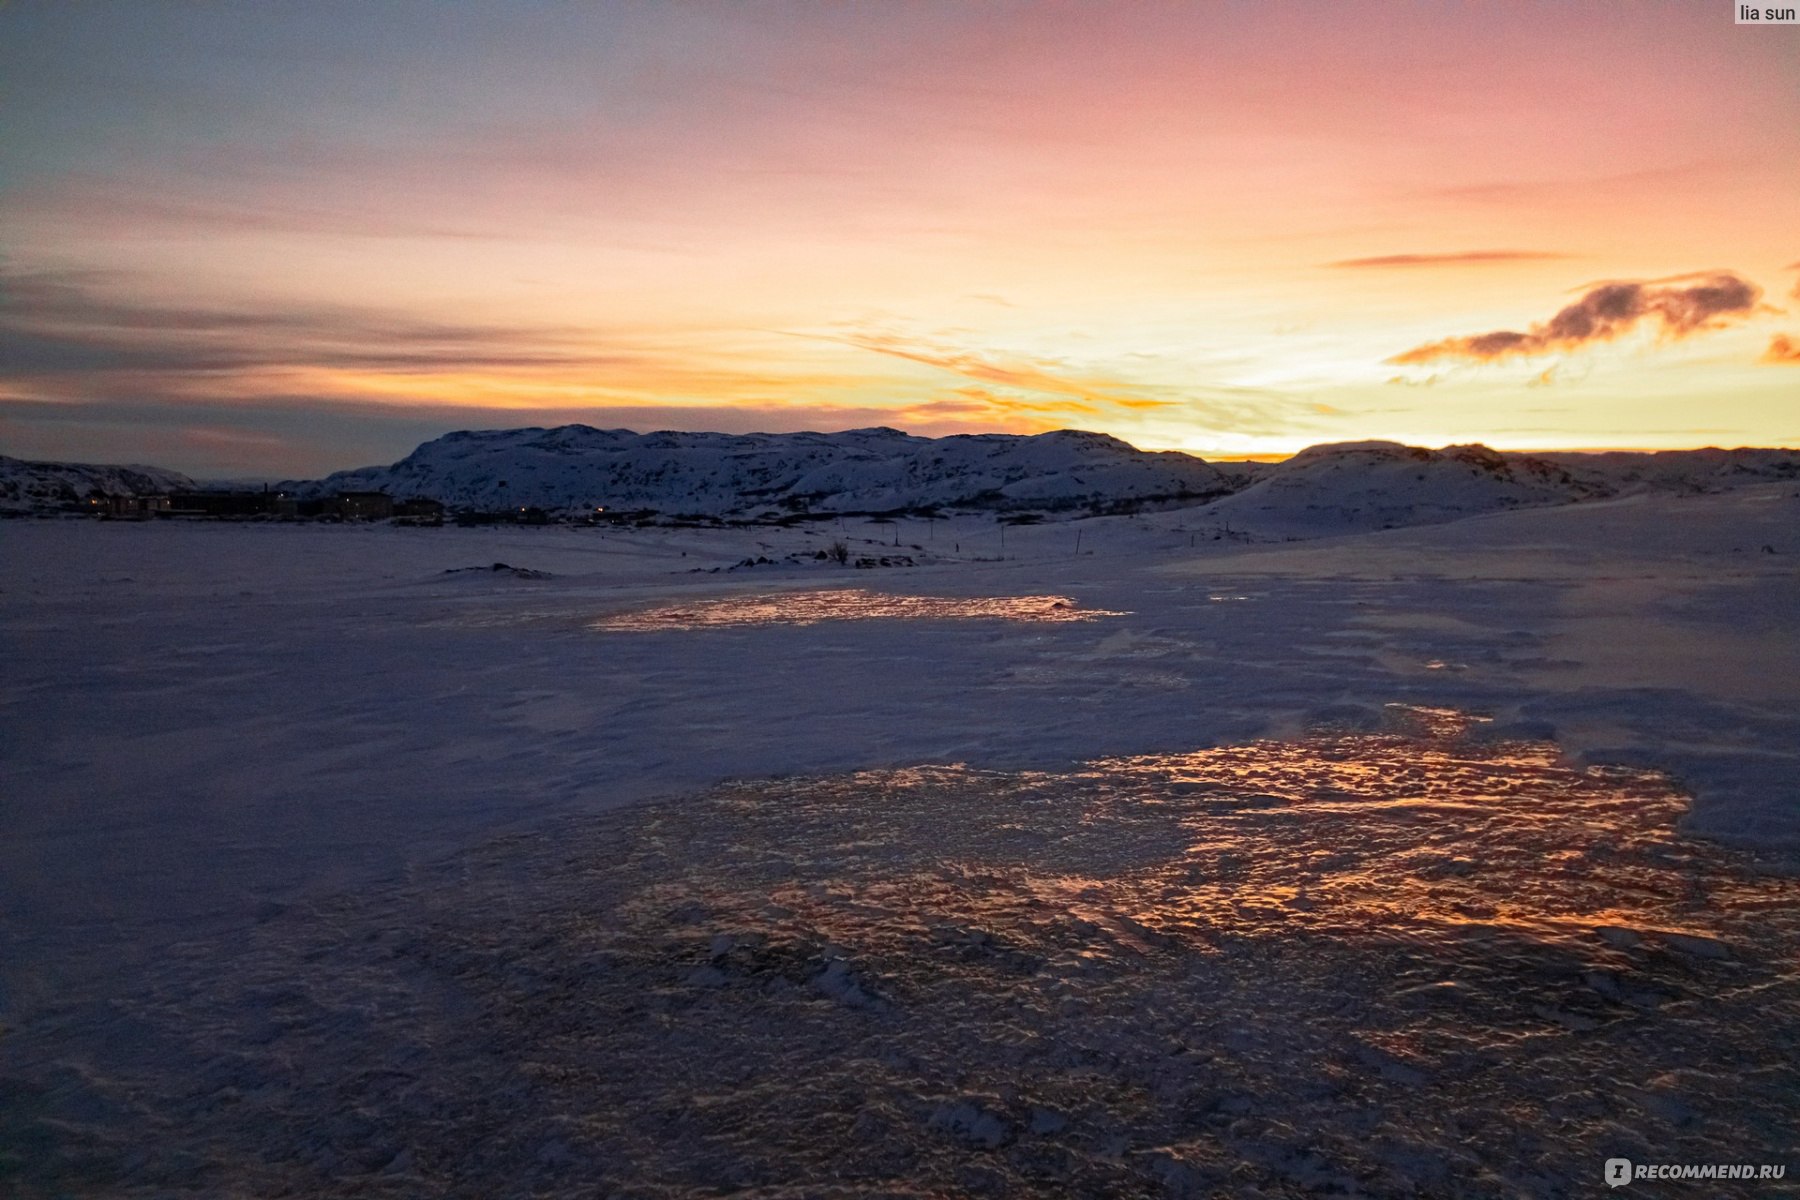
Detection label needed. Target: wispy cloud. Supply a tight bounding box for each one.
[773,326,1318,446]
[0,267,636,376]
[4,179,515,243]
[0,267,924,420]
[1328,250,1569,269]
[886,392,1065,434]
[771,327,1177,415]
[1424,159,1740,206]
[1764,334,1800,365]
[1389,271,1763,365]
[3,270,1224,474]
[838,333,1174,410]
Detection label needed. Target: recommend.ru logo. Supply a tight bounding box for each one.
[1604,1157,1787,1186]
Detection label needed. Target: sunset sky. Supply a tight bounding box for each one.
[2,1,1797,477]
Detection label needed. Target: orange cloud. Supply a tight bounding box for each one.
[1391,272,1763,365]
[886,395,1060,436]
[1328,250,1569,269]
[832,331,1172,410]
[1763,334,1800,365]
[936,385,1090,417]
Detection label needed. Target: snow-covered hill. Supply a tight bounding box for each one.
[306,425,1245,516]
[10,434,1797,532]
[0,455,195,515]
[1541,447,1800,494]
[1189,441,1606,537]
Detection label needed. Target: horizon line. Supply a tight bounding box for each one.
[11,425,1800,484]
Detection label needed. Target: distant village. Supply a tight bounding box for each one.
[74,489,592,526]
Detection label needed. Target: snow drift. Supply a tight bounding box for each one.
[1191,441,1608,536]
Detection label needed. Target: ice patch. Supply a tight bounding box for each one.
[591,588,1126,630]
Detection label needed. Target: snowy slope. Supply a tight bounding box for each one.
[1189,441,1606,537]
[0,455,195,515]
[305,425,1244,516]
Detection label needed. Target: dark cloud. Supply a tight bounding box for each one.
[1328,250,1569,269]
[0,270,1311,476]
[0,267,630,376]
[1764,334,1800,365]
[0,268,1004,474]
[1390,272,1763,365]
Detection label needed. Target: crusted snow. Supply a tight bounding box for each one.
[2,476,1798,1196]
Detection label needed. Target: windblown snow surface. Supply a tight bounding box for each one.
[3,478,1798,1197]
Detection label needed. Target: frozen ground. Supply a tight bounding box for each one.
[2,486,1798,1195]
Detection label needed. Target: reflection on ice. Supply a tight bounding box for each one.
[591,587,1124,630]
[1086,702,1718,947]
[55,706,1797,1198]
[703,702,1772,966]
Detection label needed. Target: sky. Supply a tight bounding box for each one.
[1,1,1797,478]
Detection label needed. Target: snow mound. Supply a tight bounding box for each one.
[441,562,554,580]
[1192,441,1605,536]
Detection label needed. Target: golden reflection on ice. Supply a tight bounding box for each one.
[141,706,1799,1197]
[663,705,1789,975]
[1083,703,1708,948]
[591,588,1124,630]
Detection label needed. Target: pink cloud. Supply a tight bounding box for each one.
[1392,272,1764,365]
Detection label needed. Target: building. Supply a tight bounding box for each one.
[105,493,171,519]
[167,490,279,517]
[335,491,394,521]
[394,497,445,524]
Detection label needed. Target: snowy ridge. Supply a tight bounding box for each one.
[305,425,1243,516]
[0,454,195,515]
[9,436,1797,534]
[314,427,1800,529]
[1541,447,1800,493]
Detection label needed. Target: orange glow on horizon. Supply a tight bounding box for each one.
[2,3,1797,474]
